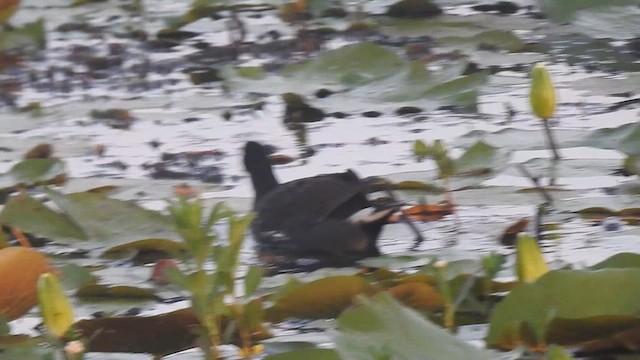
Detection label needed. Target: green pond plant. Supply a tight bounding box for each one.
[167,198,261,360]
[530,63,560,160]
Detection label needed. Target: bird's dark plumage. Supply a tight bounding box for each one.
[243,141,391,260]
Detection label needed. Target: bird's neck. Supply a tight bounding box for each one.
[251,162,278,203]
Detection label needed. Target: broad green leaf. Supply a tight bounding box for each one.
[536,0,640,23]
[38,273,74,338]
[44,189,177,244]
[454,140,510,177]
[265,276,378,322]
[617,123,640,157]
[225,43,486,113]
[263,348,340,360]
[591,253,640,270]
[413,140,429,161]
[487,269,640,349]
[244,266,263,298]
[59,264,97,291]
[516,234,549,283]
[0,193,87,241]
[0,159,65,191]
[482,252,505,280]
[336,293,494,360]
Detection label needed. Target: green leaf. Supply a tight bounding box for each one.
[44,188,176,245]
[244,266,263,298]
[335,293,494,360]
[454,140,510,177]
[591,253,640,270]
[481,252,505,280]
[487,269,640,349]
[225,43,486,113]
[0,194,87,241]
[263,348,341,360]
[536,0,640,23]
[59,264,97,291]
[0,19,46,53]
[413,140,429,161]
[0,159,65,192]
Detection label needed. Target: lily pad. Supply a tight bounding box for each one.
[591,253,640,270]
[226,42,487,112]
[487,269,640,349]
[0,193,87,241]
[335,292,494,360]
[265,275,379,322]
[263,348,341,360]
[76,284,157,300]
[0,159,66,192]
[43,189,177,245]
[537,0,640,23]
[454,140,511,177]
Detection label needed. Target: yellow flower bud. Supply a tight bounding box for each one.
[515,234,549,283]
[38,272,74,338]
[530,63,556,120]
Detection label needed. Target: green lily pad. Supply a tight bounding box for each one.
[537,0,640,23]
[0,159,66,192]
[591,253,640,270]
[263,348,341,360]
[44,189,177,245]
[0,193,87,241]
[454,140,511,177]
[487,269,640,349]
[335,292,494,359]
[226,42,487,112]
[59,263,98,290]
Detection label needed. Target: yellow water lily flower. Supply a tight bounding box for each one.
[530,63,556,120]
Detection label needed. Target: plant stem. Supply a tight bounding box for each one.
[543,119,560,161]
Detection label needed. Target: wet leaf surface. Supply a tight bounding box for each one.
[487,269,640,350]
[335,292,495,359]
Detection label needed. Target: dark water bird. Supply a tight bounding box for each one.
[243,141,395,261]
